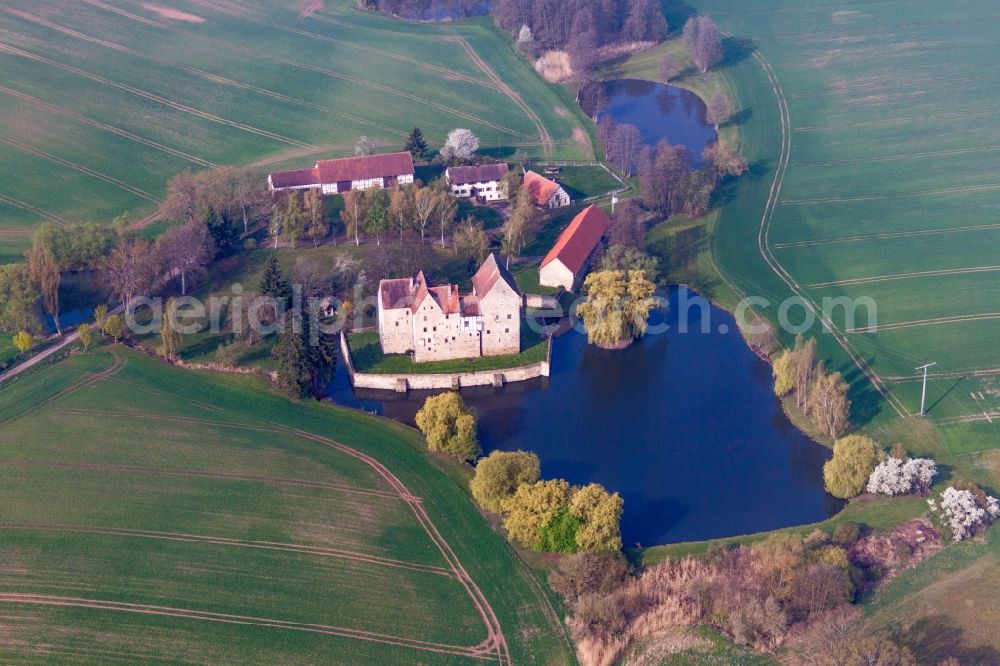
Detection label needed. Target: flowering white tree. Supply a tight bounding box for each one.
[517,25,533,44]
[441,129,479,162]
[940,486,1000,541]
[867,457,937,496]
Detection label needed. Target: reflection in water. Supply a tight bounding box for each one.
[327,288,843,546]
[599,79,718,166]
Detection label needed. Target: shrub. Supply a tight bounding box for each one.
[570,483,624,553]
[500,479,572,547]
[470,450,540,512]
[823,435,881,499]
[939,485,1000,541]
[414,391,481,461]
[867,457,937,496]
[548,552,629,605]
[537,509,581,554]
[832,522,860,547]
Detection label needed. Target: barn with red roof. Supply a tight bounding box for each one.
[267,152,414,195]
[539,205,612,292]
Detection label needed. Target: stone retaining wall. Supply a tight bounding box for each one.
[341,333,550,393]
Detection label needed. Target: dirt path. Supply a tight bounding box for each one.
[0,350,122,424]
[749,46,908,418]
[809,265,1000,289]
[0,193,72,226]
[772,222,1000,249]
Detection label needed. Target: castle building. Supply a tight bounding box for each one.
[377,254,521,363]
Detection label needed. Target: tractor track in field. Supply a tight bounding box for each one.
[772,223,1000,249]
[809,265,1000,289]
[781,182,1000,206]
[3,4,407,140]
[0,84,215,167]
[2,356,510,663]
[0,193,72,226]
[0,353,122,430]
[849,312,1000,334]
[0,594,500,660]
[0,456,408,502]
[0,135,157,202]
[749,46,908,418]
[0,524,454,578]
[0,42,317,150]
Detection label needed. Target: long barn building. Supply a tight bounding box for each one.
[268,152,415,195]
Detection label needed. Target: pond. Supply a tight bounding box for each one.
[598,79,719,166]
[327,287,843,546]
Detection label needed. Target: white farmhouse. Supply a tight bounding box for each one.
[446,163,510,203]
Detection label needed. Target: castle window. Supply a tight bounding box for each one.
[507,313,512,319]
[423,327,427,333]
[505,328,509,334]
[433,326,437,332]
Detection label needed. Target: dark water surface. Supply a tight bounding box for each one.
[327,288,842,546]
[600,79,718,166]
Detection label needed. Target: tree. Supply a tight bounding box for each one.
[809,369,851,438]
[13,331,32,355]
[103,239,160,312]
[25,245,61,334]
[940,485,1000,541]
[77,323,94,351]
[623,0,667,42]
[341,190,369,246]
[354,135,379,156]
[470,450,541,512]
[501,169,522,202]
[845,634,917,666]
[787,335,818,409]
[773,349,796,397]
[638,140,695,216]
[405,127,428,158]
[159,297,180,360]
[282,193,306,249]
[577,269,657,349]
[414,391,481,461]
[364,190,389,246]
[683,16,723,73]
[706,93,731,126]
[500,479,572,548]
[658,53,681,82]
[0,264,42,335]
[441,128,479,162]
[867,457,937,496]
[163,170,204,224]
[94,304,108,330]
[304,189,328,247]
[599,245,658,283]
[102,314,125,343]
[538,509,582,554]
[607,123,643,175]
[388,187,413,242]
[274,315,311,398]
[454,217,490,264]
[205,206,239,251]
[302,302,337,396]
[258,255,290,319]
[501,192,536,268]
[608,200,645,251]
[412,187,438,242]
[823,435,881,499]
[158,221,214,296]
[704,140,748,179]
[268,201,284,250]
[569,483,624,553]
[435,192,458,248]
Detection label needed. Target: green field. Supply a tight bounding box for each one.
[0,0,591,264]
[0,348,572,662]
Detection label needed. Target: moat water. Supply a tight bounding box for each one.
[597,79,719,166]
[327,288,842,546]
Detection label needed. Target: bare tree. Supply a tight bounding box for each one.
[683,16,723,73]
[454,217,490,262]
[158,221,215,295]
[354,135,380,156]
[412,187,437,242]
[103,238,160,312]
[609,124,643,175]
[435,192,458,248]
[163,171,205,224]
[303,189,328,247]
[341,191,369,246]
[707,93,731,126]
[658,53,680,82]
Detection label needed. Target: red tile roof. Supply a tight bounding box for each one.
[315,151,414,184]
[380,272,461,315]
[523,170,561,206]
[540,205,612,274]
[270,152,414,190]
[471,253,518,297]
[447,163,509,186]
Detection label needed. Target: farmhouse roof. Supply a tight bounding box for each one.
[540,205,612,274]
[379,277,415,310]
[314,151,414,183]
[523,170,561,205]
[268,168,319,189]
[471,253,519,297]
[447,163,510,185]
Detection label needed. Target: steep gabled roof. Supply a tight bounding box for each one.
[523,170,562,206]
[540,205,612,274]
[471,253,519,297]
[447,163,510,186]
[269,168,319,189]
[314,151,414,184]
[380,277,415,310]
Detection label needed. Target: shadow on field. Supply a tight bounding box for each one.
[898,615,1000,665]
[924,377,965,416]
[840,359,882,426]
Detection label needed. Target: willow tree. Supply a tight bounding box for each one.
[577,269,656,349]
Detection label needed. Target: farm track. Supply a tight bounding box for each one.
[0,524,454,577]
[1,356,510,663]
[0,85,215,167]
[749,45,908,417]
[795,144,1000,167]
[0,594,498,661]
[781,182,1000,206]
[849,312,1000,334]
[772,223,1000,249]
[0,135,156,202]
[0,42,317,149]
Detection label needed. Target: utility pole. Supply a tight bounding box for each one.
[916,362,936,416]
[611,193,618,215]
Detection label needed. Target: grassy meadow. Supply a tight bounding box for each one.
[0,347,573,662]
[0,0,591,263]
